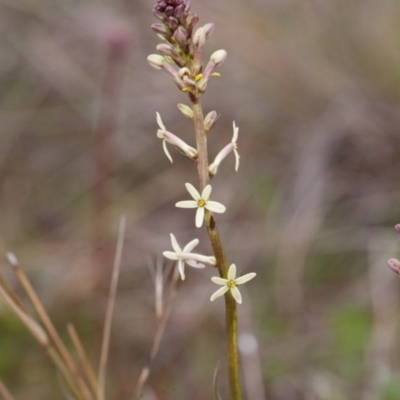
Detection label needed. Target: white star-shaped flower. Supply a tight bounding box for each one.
[156,112,197,163]
[163,233,216,280]
[175,183,226,228]
[209,121,240,176]
[210,264,256,304]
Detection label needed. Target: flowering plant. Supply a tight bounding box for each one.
[148,1,257,398]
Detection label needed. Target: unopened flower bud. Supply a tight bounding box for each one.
[203,110,218,132]
[173,26,188,48]
[395,224,400,234]
[147,54,165,70]
[203,23,215,39]
[157,44,185,67]
[153,8,165,21]
[157,43,173,56]
[193,27,206,48]
[186,14,199,35]
[168,17,179,30]
[151,23,170,36]
[388,258,400,274]
[211,49,227,66]
[184,0,191,12]
[165,6,174,16]
[174,4,185,19]
[178,103,194,119]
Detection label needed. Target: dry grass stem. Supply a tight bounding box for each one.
[133,265,180,399]
[68,323,100,398]
[0,283,48,346]
[98,215,126,400]
[6,254,94,400]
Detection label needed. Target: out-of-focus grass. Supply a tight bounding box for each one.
[1,0,400,398]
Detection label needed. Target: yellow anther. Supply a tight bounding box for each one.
[198,199,206,207]
[195,73,203,81]
[227,280,236,288]
[211,72,221,77]
[182,87,191,92]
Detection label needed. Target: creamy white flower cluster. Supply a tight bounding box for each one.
[157,113,255,303]
[156,112,239,171]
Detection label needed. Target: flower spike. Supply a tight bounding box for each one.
[175,183,226,228]
[210,264,256,304]
[163,233,216,280]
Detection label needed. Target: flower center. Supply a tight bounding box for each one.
[227,280,236,288]
[197,199,206,207]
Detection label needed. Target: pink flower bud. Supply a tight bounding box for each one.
[388,258,400,274]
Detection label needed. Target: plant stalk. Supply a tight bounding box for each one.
[191,99,242,400]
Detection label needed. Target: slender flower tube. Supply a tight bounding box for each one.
[209,121,240,175]
[175,183,226,228]
[163,233,215,280]
[210,264,256,304]
[156,113,198,162]
[197,49,227,92]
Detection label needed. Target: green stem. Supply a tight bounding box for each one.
[191,99,242,400]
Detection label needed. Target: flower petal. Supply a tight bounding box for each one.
[234,149,240,172]
[201,185,212,201]
[156,112,166,130]
[162,140,173,163]
[178,260,185,280]
[235,272,256,285]
[163,251,180,260]
[211,277,228,285]
[186,260,206,268]
[183,238,199,253]
[185,183,201,200]
[230,286,242,304]
[157,129,165,139]
[205,201,226,213]
[195,206,205,228]
[176,200,198,208]
[232,121,239,142]
[228,264,237,280]
[170,233,181,253]
[210,285,229,301]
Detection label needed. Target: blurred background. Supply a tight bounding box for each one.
[1,0,400,399]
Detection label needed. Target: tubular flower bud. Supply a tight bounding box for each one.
[156,112,197,162]
[177,103,194,119]
[157,44,186,67]
[173,26,188,48]
[209,121,240,175]
[203,110,219,132]
[147,54,165,70]
[203,23,215,39]
[196,50,227,92]
[210,49,227,66]
[151,23,171,36]
[193,26,206,48]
